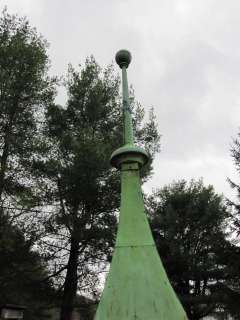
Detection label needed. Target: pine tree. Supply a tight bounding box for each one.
[0,9,56,206]
[148,179,240,320]
[0,10,57,318]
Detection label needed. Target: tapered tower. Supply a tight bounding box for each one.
[94,50,187,320]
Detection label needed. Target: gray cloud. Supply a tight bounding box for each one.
[2,0,240,198]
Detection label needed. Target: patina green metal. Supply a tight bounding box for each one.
[94,50,187,320]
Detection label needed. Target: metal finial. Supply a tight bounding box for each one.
[110,49,149,168]
[95,51,187,320]
[115,49,132,68]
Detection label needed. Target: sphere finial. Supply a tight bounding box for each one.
[115,49,132,68]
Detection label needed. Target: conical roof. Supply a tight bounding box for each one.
[94,50,188,320]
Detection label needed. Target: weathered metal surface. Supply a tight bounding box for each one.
[110,144,148,169]
[95,50,188,319]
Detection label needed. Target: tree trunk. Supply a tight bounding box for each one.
[60,235,79,320]
[0,138,10,200]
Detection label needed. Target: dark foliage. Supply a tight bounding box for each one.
[0,8,56,205]
[228,133,240,236]
[0,9,56,319]
[0,213,55,320]
[148,179,240,320]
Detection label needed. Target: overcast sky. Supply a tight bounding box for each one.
[2,0,240,199]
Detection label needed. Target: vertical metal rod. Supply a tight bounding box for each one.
[122,66,134,145]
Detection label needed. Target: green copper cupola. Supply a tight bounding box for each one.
[94,50,188,320]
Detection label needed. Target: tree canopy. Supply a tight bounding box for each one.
[148,179,240,320]
[0,8,56,206]
[0,9,56,319]
[228,132,240,236]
